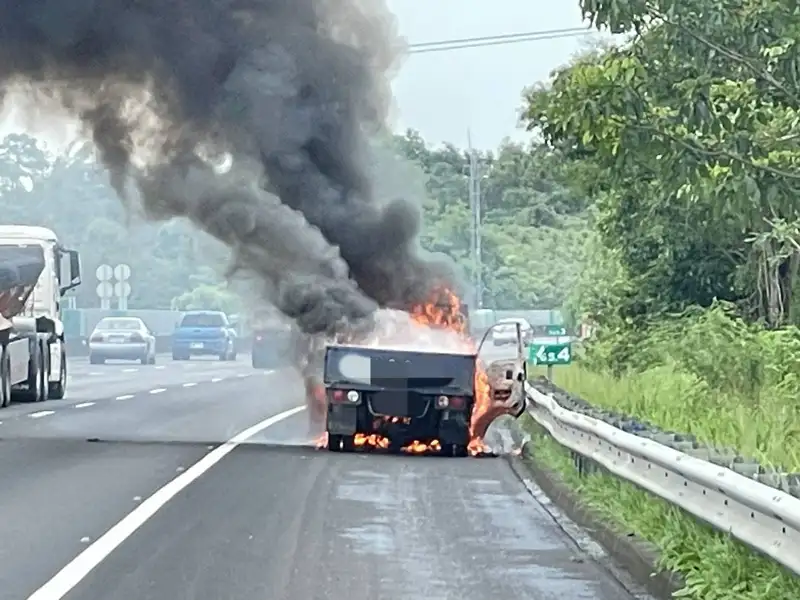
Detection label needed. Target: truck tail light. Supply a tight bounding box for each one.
[435,395,466,410]
[90,333,103,342]
[449,396,466,410]
[329,390,360,404]
[130,332,143,342]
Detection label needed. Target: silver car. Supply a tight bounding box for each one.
[88,317,157,365]
[491,318,533,346]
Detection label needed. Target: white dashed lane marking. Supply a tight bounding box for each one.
[29,410,55,419]
[210,377,223,383]
[149,388,166,395]
[115,394,134,401]
[74,402,95,408]
[182,382,197,388]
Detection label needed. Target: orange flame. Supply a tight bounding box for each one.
[402,439,441,453]
[355,433,390,448]
[312,287,500,456]
[409,287,492,456]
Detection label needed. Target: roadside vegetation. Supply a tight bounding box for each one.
[518,0,800,596]
[0,130,585,312]
[523,424,800,600]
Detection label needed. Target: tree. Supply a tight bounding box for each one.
[391,130,589,310]
[522,2,800,328]
[0,134,226,309]
[171,283,240,313]
[0,130,586,314]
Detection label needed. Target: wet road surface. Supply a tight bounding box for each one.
[0,354,641,600]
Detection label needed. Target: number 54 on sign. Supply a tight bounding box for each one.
[529,343,572,365]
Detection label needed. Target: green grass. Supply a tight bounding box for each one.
[520,361,800,599]
[527,363,800,470]
[521,422,800,599]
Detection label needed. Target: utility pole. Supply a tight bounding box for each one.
[467,130,483,308]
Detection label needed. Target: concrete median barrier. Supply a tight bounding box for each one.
[66,336,255,357]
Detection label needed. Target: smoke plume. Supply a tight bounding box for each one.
[0,0,458,334]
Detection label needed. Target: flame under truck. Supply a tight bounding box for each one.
[0,226,81,408]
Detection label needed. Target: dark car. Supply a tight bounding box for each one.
[171,310,237,361]
[322,343,477,456]
[251,320,294,369]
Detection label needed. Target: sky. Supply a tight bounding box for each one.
[0,0,613,153]
[385,0,612,149]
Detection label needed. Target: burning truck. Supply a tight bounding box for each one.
[301,289,527,456]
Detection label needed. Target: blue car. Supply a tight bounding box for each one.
[171,311,238,361]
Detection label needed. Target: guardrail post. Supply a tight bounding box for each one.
[571,450,598,477]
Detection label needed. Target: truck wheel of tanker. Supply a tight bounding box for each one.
[0,347,11,408]
[21,343,42,403]
[49,349,67,400]
[35,344,49,403]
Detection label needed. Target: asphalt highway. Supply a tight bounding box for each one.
[0,353,644,600]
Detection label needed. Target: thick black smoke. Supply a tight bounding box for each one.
[0,0,458,334]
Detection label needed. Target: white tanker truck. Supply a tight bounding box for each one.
[0,225,81,407]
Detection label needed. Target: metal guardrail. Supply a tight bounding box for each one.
[524,381,800,576]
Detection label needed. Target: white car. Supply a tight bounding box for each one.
[491,318,533,346]
[89,317,157,365]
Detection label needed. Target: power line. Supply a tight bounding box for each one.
[408,27,591,49]
[408,31,591,54]
[407,27,594,54]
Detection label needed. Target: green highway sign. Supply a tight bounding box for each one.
[529,343,572,366]
[546,325,567,336]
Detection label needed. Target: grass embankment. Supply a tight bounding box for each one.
[521,306,800,600]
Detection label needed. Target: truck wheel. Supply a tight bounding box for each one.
[21,345,42,403]
[0,348,11,408]
[37,349,49,402]
[49,351,67,400]
[327,435,356,453]
[341,435,356,453]
[446,444,468,457]
[327,434,342,452]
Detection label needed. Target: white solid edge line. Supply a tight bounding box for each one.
[26,404,306,600]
